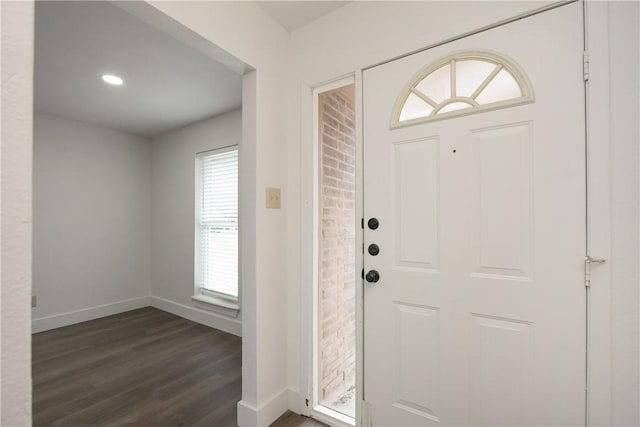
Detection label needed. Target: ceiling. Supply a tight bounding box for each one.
[257,1,351,32]
[34,1,242,138]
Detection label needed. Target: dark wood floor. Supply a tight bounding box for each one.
[33,307,241,426]
[33,307,326,427]
[271,412,327,427]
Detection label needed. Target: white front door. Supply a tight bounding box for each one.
[363,4,586,426]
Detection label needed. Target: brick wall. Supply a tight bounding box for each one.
[318,87,356,403]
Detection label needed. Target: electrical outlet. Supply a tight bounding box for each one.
[32,295,37,308]
[265,187,281,209]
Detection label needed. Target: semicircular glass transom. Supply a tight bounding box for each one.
[394,52,534,127]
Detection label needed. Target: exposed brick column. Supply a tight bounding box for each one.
[318,87,356,403]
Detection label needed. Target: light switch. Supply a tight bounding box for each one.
[266,187,281,209]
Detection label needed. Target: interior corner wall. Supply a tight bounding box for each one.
[149,109,242,335]
[142,3,290,425]
[1,1,34,425]
[32,112,152,331]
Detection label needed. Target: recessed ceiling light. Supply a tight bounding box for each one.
[102,74,123,86]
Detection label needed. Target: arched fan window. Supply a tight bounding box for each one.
[392,51,534,128]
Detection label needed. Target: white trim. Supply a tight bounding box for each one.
[191,294,240,317]
[584,1,613,424]
[195,144,238,157]
[299,79,315,419]
[311,80,321,412]
[354,69,365,427]
[390,50,535,129]
[237,389,288,427]
[32,295,242,338]
[150,296,241,337]
[360,400,372,427]
[287,388,306,416]
[313,76,355,96]
[311,405,356,427]
[32,296,151,333]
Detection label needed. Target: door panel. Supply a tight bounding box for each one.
[393,138,440,271]
[363,3,585,426]
[471,122,532,279]
[393,302,440,421]
[470,314,533,426]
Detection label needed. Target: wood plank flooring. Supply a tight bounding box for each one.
[33,307,241,426]
[270,412,327,427]
[33,307,327,427]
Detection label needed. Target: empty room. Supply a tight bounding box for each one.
[1,1,638,427]
[31,2,245,425]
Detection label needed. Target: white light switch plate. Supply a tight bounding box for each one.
[266,187,281,209]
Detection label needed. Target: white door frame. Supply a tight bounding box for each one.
[299,2,613,425]
[312,75,359,427]
[299,74,361,427]
[582,1,613,425]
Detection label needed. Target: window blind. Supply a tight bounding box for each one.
[197,148,238,298]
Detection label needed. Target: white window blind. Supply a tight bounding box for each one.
[196,147,238,299]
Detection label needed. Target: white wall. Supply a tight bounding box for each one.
[150,109,242,336]
[31,112,151,332]
[1,2,34,425]
[608,2,640,425]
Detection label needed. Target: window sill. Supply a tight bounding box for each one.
[192,294,240,318]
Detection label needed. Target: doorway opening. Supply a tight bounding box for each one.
[31,1,251,425]
[314,81,357,423]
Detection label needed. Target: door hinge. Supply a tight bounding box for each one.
[583,51,590,82]
[584,255,606,285]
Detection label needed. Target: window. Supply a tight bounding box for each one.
[195,147,239,307]
[392,51,534,127]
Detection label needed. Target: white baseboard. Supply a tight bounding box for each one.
[149,296,241,337]
[31,295,242,336]
[32,296,151,333]
[237,389,289,427]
